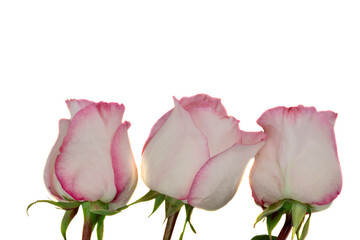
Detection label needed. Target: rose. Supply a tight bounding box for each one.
[44,99,138,210]
[141,94,267,211]
[250,105,342,211]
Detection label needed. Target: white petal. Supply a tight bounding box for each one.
[141,98,209,200]
[142,110,172,153]
[188,133,266,210]
[43,119,73,200]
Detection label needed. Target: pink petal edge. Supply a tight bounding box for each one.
[179,94,228,118]
[55,103,120,202]
[66,99,95,118]
[110,121,138,209]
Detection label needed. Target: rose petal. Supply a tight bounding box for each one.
[142,110,172,154]
[179,95,241,157]
[44,119,73,200]
[109,122,138,210]
[66,99,94,119]
[250,106,342,207]
[188,132,266,210]
[141,98,210,200]
[179,94,228,118]
[56,103,124,202]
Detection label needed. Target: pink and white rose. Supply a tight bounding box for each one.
[250,105,342,211]
[44,99,138,210]
[141,94,267,211]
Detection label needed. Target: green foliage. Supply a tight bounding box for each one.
[149,194,165,217]
[26,200,81,215]
[118,190,165,217]
[179,205,196,240]
[61,207,79,240]
[254,199,287,227]
[299,211,311,240]
[291,201,308,239]
[126,190,160,208]
[185,205,196,234]
[266,209,284,239]
[27,199,115,240]
[89,201,119,216]
[253,199,312,240]
[165,195,184,218]
[96,215,106,240]
[128,190,197,240]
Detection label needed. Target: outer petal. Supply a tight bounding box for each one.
[55,103,124,202]
[188,131,266,210]
[109,122,138,210]
[141,98,210,200]
[66,99,94,119]
[179,94,228,117]
[179,94,241,157]
[44,119,73,200]
[250,106,342,208]
[142,110,172,153]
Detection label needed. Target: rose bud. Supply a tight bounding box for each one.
[30,99,138,240]
[140,94,266,239]
[250,106,342,240]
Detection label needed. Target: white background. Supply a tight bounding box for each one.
[1,1,359,239]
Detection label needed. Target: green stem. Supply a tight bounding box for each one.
[82,202,97,240]
[163,210,180,240]
[278,214,292,240]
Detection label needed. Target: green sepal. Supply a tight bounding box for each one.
[299,210,311,240]
[185,205,196,234]
[254,199,287,227]
[90,209,119,216]
[118,190,161,211]
[88,201,119,216]
[251,235,278,240]
[291,201,307,240]
[253,199,313,240]
[27,200,81,215]
[97,215,106,240]
[266,209,284,239]
[61,207,79,240]
[165,195,184,218]
[179,204,196,240]
[131,190,160,205]
[149,194,165,217]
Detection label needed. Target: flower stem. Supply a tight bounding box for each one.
[163,210,180,240]
[81,202,97,240]
[82,219,92,240]
[278,213,292,240]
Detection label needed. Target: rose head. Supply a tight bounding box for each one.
[250,105,342,211]
[44,99,138,209]
[141,94,267,211]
